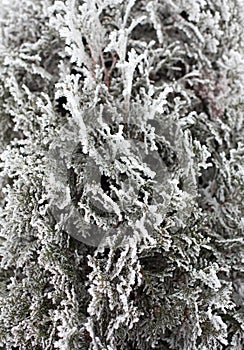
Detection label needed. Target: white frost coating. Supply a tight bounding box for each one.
[55,75,89,153]
[146,1,163,44]
[0,0,243,349]
[152,86,174,113]
[121,48,146,101]
[194,264,222,290]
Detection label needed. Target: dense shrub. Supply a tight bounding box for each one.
[0,1,243,349]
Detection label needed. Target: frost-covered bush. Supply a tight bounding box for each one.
[0,0,243,349]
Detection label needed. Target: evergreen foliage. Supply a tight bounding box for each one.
[0,0,243,349]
